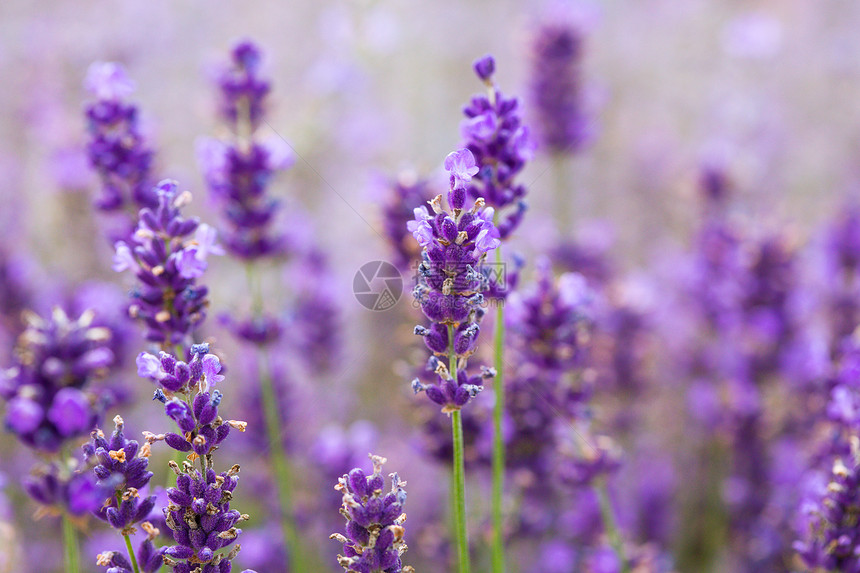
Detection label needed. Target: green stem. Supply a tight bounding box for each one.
[491,244,506,573]
[62,514,80,573]
[448,324,471,573]
[596,479,629,573]
[114,493,141,573]
[451,410,470,573]
[258,348,305,572]
[124,529,141,573]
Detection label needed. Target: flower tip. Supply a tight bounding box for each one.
[473,55,496,82]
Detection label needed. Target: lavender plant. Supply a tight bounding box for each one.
[137,342,254,573]
[458,54,534,572]
[197,39,307,571]
[408,147,500,572]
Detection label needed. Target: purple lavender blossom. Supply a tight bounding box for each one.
[142,344,252,572]
[84,415,155,529]
[162,463,248,571]
[84,62,156,212]
[795,447,860,571]
[86,416,168,573]
[408,151,500,411]
[197,40,294,261]
[460,56,535,239]
[1,307,113,452]
[529,16,593,153]
[330,454,414,573]
[113,180,219,347]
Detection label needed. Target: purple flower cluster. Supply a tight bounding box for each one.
[113,180,221,347]
[1,307,113,452]
[139,344,252,572]
[796,448,860,571]
[330,455,413,573]
[162,463,248,571]
[504,261,595,469]
[460,56,535,239]
[197,40,294,261]
[85,415,155,530]
[22,465,109,517]
[86,415,168,573]
[84,62,156,212]
[530,17,593,153]
[408,149,500,411]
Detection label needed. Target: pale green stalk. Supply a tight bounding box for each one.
[448,324,471,573]
[596,479,629,573]
[62,514,80,573]
[490,242,506,573]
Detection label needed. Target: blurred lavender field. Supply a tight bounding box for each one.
[2,1,860,572]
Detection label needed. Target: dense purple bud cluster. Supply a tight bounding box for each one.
[197,40,294,261]
[460,55,535,239]
[113,180,221,346]
[530,18,592,153]
[139,344,254,573]
[796,443,860,572]
[330,455,414,573]
[1,307,113,452]
[87,415,169,573]
[408,149,500,411]
[162,463,248,572]
[84,62,156,212]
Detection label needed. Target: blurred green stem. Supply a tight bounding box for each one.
[596,478,629,573]
[491,243,506,573]
[62,514,80,573]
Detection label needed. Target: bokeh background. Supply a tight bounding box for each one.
[2,0,860,571]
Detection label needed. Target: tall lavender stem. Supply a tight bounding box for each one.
[448,323,471,573]
[255,343,304,571]
[490,241,505,573]
[596,479,629,573]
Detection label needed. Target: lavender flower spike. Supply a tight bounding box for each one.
[330,454,414,573]
[408,148,499,412]
[146,344,252,572]
[113,180,219,347]
[84,62,156,212]
[460,55,535,239]
[197,40,294,261]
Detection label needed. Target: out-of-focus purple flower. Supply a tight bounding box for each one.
[84,62,155,213]
[1,307,112,452]
[23,463,113,517]
[330,455,413,572]
[379,172,437,270]
[198,40,292,261]
[113,180,216,347]
[529,14,594,154]
[460,56,534,239]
